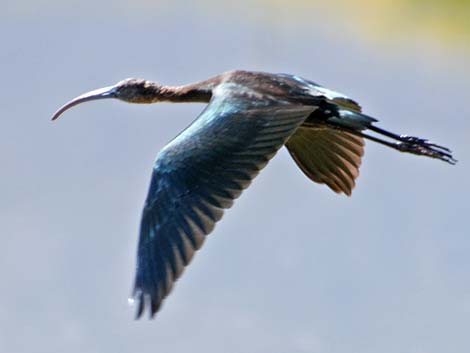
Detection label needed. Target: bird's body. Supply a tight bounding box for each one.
[52,70,455,318]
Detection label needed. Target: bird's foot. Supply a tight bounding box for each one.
[395,135,457,165]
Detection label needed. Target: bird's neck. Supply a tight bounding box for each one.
[145,79,217,104]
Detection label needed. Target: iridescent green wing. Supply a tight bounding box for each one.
[132,89,314,318]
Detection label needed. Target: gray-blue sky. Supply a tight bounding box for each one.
[1,2,469,353]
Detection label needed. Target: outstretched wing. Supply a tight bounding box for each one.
[132,90,315,318]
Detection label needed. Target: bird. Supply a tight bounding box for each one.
[52,70,456,318]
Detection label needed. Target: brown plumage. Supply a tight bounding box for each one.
[287,128,364,195]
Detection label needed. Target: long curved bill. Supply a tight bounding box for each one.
[51,85,117,121]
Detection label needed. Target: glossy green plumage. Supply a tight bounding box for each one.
[133,90,315,317]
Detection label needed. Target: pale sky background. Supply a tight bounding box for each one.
[1,1,469,352]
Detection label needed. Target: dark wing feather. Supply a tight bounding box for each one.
[285,127,364,196]
[132,91,314,318]
[279,74,366,195]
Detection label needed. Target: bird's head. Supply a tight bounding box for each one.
[51,78,161,121]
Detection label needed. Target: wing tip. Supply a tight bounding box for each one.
[130,289,163,320]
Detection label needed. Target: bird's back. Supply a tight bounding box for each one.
[214,71,370,195]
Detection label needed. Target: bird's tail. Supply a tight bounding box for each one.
[326,109,457,165]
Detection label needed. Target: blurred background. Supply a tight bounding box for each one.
[1,1,469,352]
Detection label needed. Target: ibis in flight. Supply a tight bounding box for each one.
[52,70,456,318]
